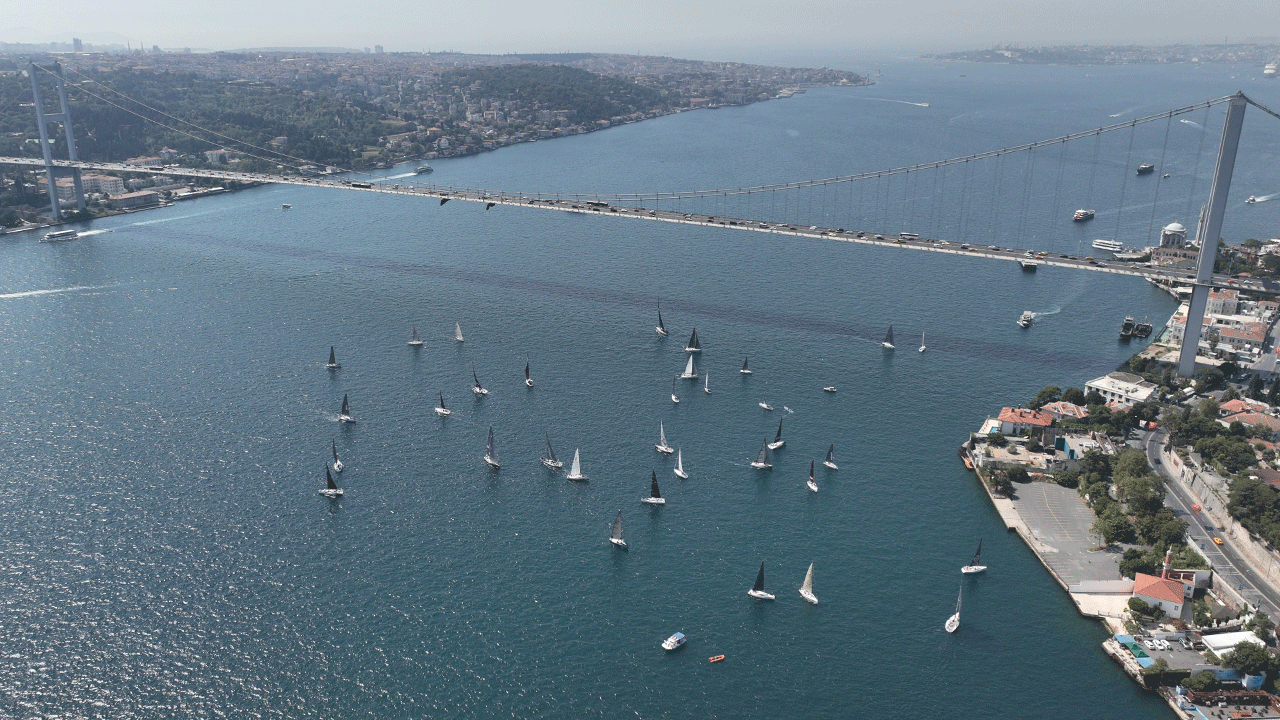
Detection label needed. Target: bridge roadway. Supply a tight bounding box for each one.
[5,156,1269,296]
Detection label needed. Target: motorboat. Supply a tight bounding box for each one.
[747,561,775,600]
[1120,316,1135,340]
[1136,163,1155,175]
[641,470,665,504]
[41,229,78,243]
[655,422,674,454]
[1018,311,1033,329]
[1073,209,1095,221]
[414,165,434,175]
[662,632,686,651]
[1247,196,1257,204]
[823,386,837,393]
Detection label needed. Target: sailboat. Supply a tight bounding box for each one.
[472,368,489,396]
[758,383,773,411]
[435,392,451,417]
[750,440,773,469]
[807,460,818,493]
[565,449,588,481]
[541,433,564,469]
[882,325,895,350]
[740,357,752,374]
[767,418,785,450]
[919,331,927,353]
[679,353,698,380]
[685,328,701,353]
[747,561,775,600]
[455,322,464,342]
[642,470,665,504]
[960,539,987,574]
[674,448,688,478]
[338,394,355,423]
[655,421,674,454]
[408,326,423,346]
[655,302,668,337]
[671,377,680,404]
[483,426,500,469]
[320,464,343,497]
[822,444,838,470]
[524,357,533,387]
[326,346,341,369]
[799,563,818,604]
[945,583,962,633]
[331,440,344,472]
[704,372,710,394]
[610,510,628,549]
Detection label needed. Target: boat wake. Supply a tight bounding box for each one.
[1249,192,1277,203]
[129,210,219,226]
[1179,118,1204,130]
[0,283,119,299]
[858,97,929,107]
[1030,306,1063,319]
[386,172,416,179]
[1109,105,1141,118]
[78,229,108,237]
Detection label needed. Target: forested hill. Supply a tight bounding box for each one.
[437,65,668,124]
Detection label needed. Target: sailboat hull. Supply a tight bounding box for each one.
[641,497,665,505]
[747,590,775,600]
[674,469,688,478]
[525,379,534,387]
[338,415,355,423]
[333,460,344,473]
[484,456,500,469]
[541,458,563,469]
[655,326,667,336]
[435,407,451,416]
[473,387,489,396]
[566,474,588,481]
[320,488,344,497]
[750,461,772,469]
[767,440,785,450]
[656,444,673,454]
[807,480,818,492]
[800,589,818,604]
[945,613,960,633]
[822,461,838,470]
[610,538,628,550]
[960,565,987,574]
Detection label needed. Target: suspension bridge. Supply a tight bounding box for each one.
[5,63,1280,375]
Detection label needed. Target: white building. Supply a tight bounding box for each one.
[1085,372,1159,409]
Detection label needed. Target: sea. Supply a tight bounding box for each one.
[2,58,1279,718]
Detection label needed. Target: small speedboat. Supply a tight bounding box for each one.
[1247,196,1257,204]
[662,632,686,650]
[708,655,725,663]
[822,386,837,393]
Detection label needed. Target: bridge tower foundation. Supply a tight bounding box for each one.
[1177,93,1247,378]
[28,62,85,219]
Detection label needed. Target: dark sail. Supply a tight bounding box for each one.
[650,470,661,498]
[328,346,337,366]
[775,418,783,442]
[439,393,446,410]
[657,304,665,332]
[686,328,700,350]
[326,466,338,490]
[825,444,835,463]
[809,460,815,482]
[545,433,558,462]
[742,357,749,372]
[752,562,766,592]
[611,510,624,540]
[884,325,894,346]
[332,440,339,463]
[971,539,983,566]
[525,359,530,381]
[340,394,350,415]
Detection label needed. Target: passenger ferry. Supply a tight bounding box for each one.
[413,165,434,175]
[1092,239,1125,253]
[40,229,79,243]
[1073,209,1095,222]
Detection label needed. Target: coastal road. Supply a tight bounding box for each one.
[1139,428,1280,619]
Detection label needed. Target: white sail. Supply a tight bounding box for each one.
[455,322,464,342]
[679,353,698,379]
[671,377,680,404]
[484,426,500,468]
[799,563,818,604]
[332,440,343,472]
[945,584,962,633]
[656,421,673,453]
[919,331,926,353]
[674,447,688,478]
[704,372,710,394]
[610,510,627,548]
[566,449,587,481]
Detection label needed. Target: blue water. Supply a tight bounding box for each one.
[3,60,1278,718]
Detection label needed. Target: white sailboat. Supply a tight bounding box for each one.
[882,325,895,350]
[331,440,344,472]
[960,539,987,574]
[684,328,701,353]
[408,326,423,346]
[919,331,926,353]
[338,394,355,423]
[455,322,464,342]
[610,510,628,549]
[671,376,680,404]
[704,372,710,394]
[758,383,773,411]
[524,357,533,387]
[945,584,962,633]
[565,449,588,481]
[750,440,773,469]
[747,561,775,600]
[326,346,341,370]
[655,302,668,337]
[483,426,500,469]
[679,353,698,380]
[673,447,688,478]
[740,357,752,374]
[541,433,564,469]
[767,418,785,450]
[641,470,665,504]
[807,460,818,493]
[822,443,838,470]
[435,392,451,416]
[320,464,343,497]
[472,368,489,396]
[799,563,818,604]
[655,421,674,454]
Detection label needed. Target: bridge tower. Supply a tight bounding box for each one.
[1177,93,1247,378]
[28,62,85,219]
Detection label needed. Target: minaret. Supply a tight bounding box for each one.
[1161,547,1173,579]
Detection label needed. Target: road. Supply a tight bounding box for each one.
[1139,428,1280,619]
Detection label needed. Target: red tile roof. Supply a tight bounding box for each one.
[1133,573,1186,605]
[997,407,1054,427]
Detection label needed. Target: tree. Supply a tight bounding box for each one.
[1198,397,1221,419]
[990,473,1013,497]
[1223,641,1278,676]
[1054,469,1080,488]
[1027,437,1044,453]
[1221,385,1241,402]
[1007,466,1031,484]
[1084,389,1105,406]
[1247,611,1276,642]
[1093,506,1137,544]
[1029,385,1062,409]
[1268,375,1280,405]
[1194,367,1226,392]
[1079,450,1114,479]
[1141,657,1168,677]
[987,432,1008,448]
[1063,387,1086,405]
[1182,670,1216,691]
[1115,449,1153,478]
[1248,374,1266,401]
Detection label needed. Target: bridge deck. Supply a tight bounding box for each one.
[3,156,1267,295]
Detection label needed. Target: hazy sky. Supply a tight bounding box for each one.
[6,0,1280,64]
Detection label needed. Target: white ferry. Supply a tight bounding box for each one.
[1092,239,1125,253]
[40,229,79,243]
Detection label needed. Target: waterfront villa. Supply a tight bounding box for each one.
[995,407,1054,435]
[1084,372,1159,409]
[1040,401,1090,422]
